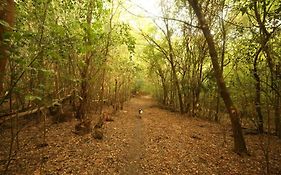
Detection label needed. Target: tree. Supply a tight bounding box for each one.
[235,0,281,136]
[0,0,15,95]
[187,0,247,154]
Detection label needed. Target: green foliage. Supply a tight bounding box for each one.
[136,0,281,120]
[2,0,280,126]
[0,0,139,113]
[114,23,136,54]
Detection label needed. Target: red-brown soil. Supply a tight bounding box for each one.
[1,96,281,174]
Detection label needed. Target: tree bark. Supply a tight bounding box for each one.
[157,68,168,105]
[114,78,118,111]
[76,0,94,121]
[171,63,184,113]
[164,19,184,113]
[252,0,280,137]
[0,0,15,95]
[253,48,264,133]
[275,64,281,138]
[215,7,226,122]
[187,0,247,154]
[275,92,281,138]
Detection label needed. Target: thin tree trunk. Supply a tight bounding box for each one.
[99,68,106,114]
[187,0,247,154]
[253,48,264,133]
[275,64,281,138]
[215,11,226,122]
[193,46,205,117]
[77,0,94,121]
[0,0,15,95]
[158,69,168,105]
[114,78,118,111]
[252,0,281,137]
[195,52,204,102]
[191,58,197,117]
[275,96,281,138]
[164,19,184,113]
[171,64,184,113]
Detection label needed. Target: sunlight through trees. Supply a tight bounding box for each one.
[0,0,281,173]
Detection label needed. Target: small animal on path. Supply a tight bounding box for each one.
[137,108,143,119]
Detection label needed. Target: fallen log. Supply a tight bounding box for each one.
[0,91,75,125]
[0,107,45,125]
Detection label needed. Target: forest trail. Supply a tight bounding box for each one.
[2,1,281,174]
[119,97,147,175]
[1,96,281,174]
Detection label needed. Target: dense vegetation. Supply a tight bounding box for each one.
[1,0,137,117]
[0,0,280,173]
[140,0,281,146]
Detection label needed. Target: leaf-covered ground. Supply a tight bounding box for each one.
[1,96,281,174]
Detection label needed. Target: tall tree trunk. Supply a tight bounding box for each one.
[171,64,184,113]
[275,91,280,138]
[252,0,281,138]
[193,46,205,117]
[164,19,184,113]
[0,0,15,95]
[158,69,168,105]
[253,48,264,133]
[99,68,106,114]
[191,57,197,117]
[187,0,247,154]
[195,52,204,103]
[114,78,118,111]
[264,48,280,138]
[215,10,226,122]
[77,0,94,121]
[275,64,281,138]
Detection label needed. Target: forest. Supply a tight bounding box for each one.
[0,0,281,174]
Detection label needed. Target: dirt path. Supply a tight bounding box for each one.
[1,96,281,174]
[119,97,146,174]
